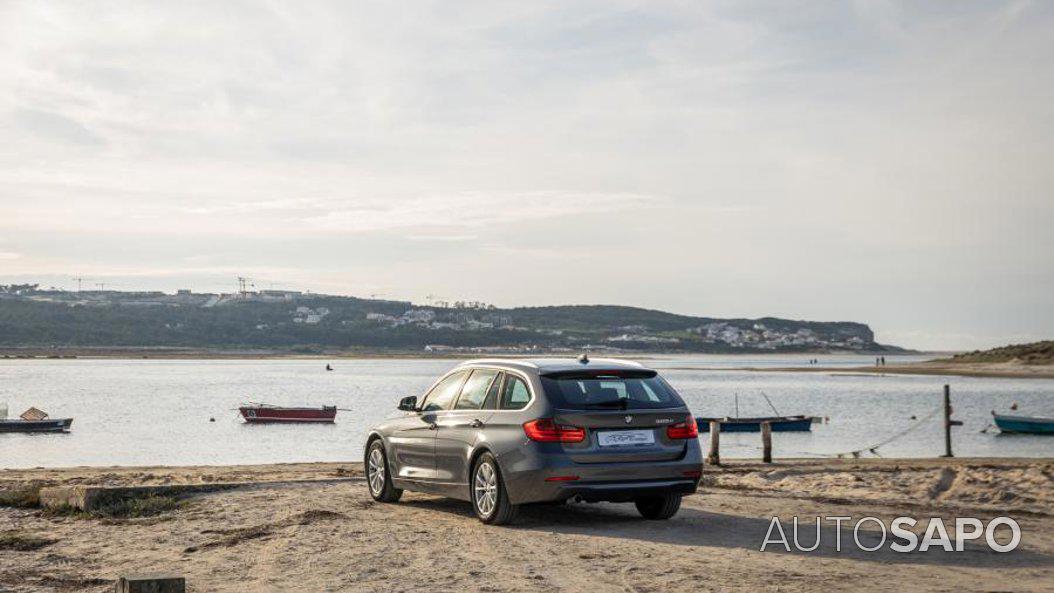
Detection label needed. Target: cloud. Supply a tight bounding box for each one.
[405,234,478,242]
[876,329,1050,353]
[0,2,1051,347]
[303,192,665,233]
[0,252,22,260]
[10,109,104,146]
[176,198,330,216]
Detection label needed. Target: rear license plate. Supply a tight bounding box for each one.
[597,429,655,447]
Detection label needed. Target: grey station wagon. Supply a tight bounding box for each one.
[363,357,703,524]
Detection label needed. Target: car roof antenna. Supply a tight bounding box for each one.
[578,353,589,364]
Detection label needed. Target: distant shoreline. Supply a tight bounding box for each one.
[9,347,1045,379]
[0,346,921,361]
[0,348,467,360]
[695,362,1054,380]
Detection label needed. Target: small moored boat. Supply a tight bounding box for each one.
[992,412,1054,435]
[0,404,73,433]
[697,392,816,432]
[696,415,814,433]
[239,403,338,424]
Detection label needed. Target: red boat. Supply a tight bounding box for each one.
[239,403,338,424]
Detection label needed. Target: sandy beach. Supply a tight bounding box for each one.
[2,458,1052,592]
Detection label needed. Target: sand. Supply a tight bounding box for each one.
[2,458,1052,592]
[699,361,1054,379]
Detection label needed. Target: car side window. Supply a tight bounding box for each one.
[500,375,532,410]
[420,370,468,412]
[455,369,498,410]
[482,372,504,410]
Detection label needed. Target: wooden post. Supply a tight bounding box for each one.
[942,384,953,458]
[116,575,185,593]
[706,421,721,466]
[761,421,772,463]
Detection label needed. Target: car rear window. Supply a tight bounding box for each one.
[539,372,685,410]
[500,375,532,410]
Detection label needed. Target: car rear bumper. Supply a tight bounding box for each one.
[498,442,704,505]
[546,478,699,503]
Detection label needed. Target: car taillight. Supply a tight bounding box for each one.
[523,418,586,443]
[666,415,698,439]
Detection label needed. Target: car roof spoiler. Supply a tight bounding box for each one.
[540,369,658,380]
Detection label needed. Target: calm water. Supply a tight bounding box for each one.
[1,356,1051,468]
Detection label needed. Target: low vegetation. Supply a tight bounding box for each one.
[91,494,185,518]
[0,484,42,508]
[0,286,887,353]
[947,341,1054,365]
[42,494,185,520]
[0,531,56,551]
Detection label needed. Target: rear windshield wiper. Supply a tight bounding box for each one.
[581,399,629,409]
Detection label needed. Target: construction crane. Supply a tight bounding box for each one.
[237,276,255,298]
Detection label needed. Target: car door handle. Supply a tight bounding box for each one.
[428,422,438,430]
[470,419,484,428]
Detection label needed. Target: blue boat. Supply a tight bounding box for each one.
[992,412,1054,435]
[697,392,817,432]
[696,415,814,433]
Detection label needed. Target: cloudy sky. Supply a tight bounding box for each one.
[1,1,1051,350]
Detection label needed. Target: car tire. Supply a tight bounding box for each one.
[634,493,682,520]
[471,453,518,525]
[365,440,403,503]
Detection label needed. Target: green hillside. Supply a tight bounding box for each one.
[0,286,891,354]
[946,341,1054,365]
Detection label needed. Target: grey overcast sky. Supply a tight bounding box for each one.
[1,1,1051,350]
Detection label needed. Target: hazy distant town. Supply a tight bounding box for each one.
[0,283,893,354]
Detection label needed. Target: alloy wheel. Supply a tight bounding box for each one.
[368,447,386,495]
[474,461,497,517]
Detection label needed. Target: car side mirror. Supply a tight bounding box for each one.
[397,396,418,412]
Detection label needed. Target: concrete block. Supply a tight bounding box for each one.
[115,574,185,593]
[38,485,92,510]
[38,477,358,512]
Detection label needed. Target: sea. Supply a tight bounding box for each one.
[1,355,1051,468]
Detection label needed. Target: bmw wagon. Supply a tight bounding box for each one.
[363,357,703,524]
